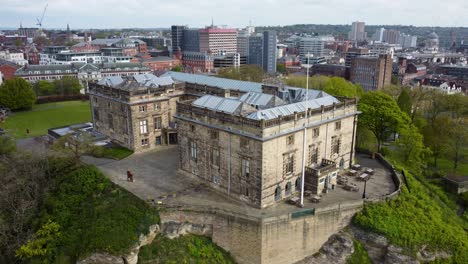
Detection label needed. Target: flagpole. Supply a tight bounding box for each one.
[300,52,310,207]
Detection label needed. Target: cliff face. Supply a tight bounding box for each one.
[296,225,452,264]
[77,224,160,264]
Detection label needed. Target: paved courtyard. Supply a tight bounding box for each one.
[95,148,396,218]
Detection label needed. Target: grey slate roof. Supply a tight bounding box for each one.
[162,71,262,93]
[193,95,256,115]
[97,74,174,90]
[133,74,174,87]
[238,92,286,109]
[97,76,124,87]
[162,71,333,103]
[246,96,339,120]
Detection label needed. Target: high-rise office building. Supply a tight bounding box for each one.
[248,35,263,67]
[383,29,400,44]
[237,29,251,57]
[345,47,370,67]
[171,25,187,53]
[262,30,277,74]
[299,36,334,62]
[350,54,392,91]
[372,28,385,42]
[348,21,366,41]
[183,29,200,52]
[199,27,237,54]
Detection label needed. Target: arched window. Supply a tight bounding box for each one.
[295,177,302,191]
[275,186,282,201]
[285,182,292,196]
[340,158,345,169]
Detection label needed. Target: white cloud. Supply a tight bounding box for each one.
[0,0,466,28]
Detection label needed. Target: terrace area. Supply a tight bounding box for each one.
[88,147,397,220]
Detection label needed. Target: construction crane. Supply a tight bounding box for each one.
[36,3,48,29]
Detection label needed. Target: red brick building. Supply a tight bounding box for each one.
[182,51,214,73]
[0,59,20,81]
[131,57,181,71]
[350,54,393,91]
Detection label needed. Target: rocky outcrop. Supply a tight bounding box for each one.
[349,226,451,264]
[77,224,160,264]
[124,224,160,264]
[162,221,212,239]
[296,231,354,264]
[77,253,125,264]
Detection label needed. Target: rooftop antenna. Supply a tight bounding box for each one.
[211,17,214,28]
[300,52,311,207]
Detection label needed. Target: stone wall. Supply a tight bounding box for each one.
[159,201,363,264]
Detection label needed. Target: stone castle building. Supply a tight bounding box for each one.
[89,72,359,207]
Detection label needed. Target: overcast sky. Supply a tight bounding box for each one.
[0,0,467,29]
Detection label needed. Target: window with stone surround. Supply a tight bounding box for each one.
[139,120,148,134]
[240,137,249,149]
[139,105,147,112]
[331,136,341,155]
[212,149,220,167]
[309,144,319,165]
[141,138,149,146]
[313,127,320,137]
[154,116,162,130]
[154,102,161,111]
[335,121,341,130]
[108,114,113,129]
[190,141,198,162]
[210,129,219,140]
[241,159,250,178]
[286,134,295,146]
[283,153,295,175]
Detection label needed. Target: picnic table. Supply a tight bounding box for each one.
[310,195,321,203]
[337,176,348,185]
[288,196,300,205]
[352,164,361,170]
[358,173,369,181]
[304,190,313,197]
[348,170,357,176]
[344,183,359,192]
[365,168,375,175]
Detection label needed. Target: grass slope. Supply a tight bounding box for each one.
[138,235,236,264]
[31,165,159,263]
[353,166,468,263]
[0,101,91,138]
[347,239,372,264]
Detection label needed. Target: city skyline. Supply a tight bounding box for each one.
[0,0,467,29]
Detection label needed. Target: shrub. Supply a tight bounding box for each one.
[0,78,36,110]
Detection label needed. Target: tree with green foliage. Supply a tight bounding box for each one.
[423,116,451,167]
[285,75,363,98]
[322,77,364,98]
[382,84,401,100]
[52,132,94,162]
[16,220,61,261]
[446,118,468,170]
[276,63,286,74]
[53,76,82,95]
[0,78,36,110]
[33,36,51,47]
[34,80,56,96]
[426,90,448,127]
[0,134,16,155]
[358,91,410,152]
[218,65,265,82]
[171,65,182,72]
[396,124,428,169]
[397,88,412,116]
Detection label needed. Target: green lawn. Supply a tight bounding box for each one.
[0,101,91,138]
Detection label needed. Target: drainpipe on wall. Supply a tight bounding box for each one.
[228,132,231,195]
[350,114,357,168]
